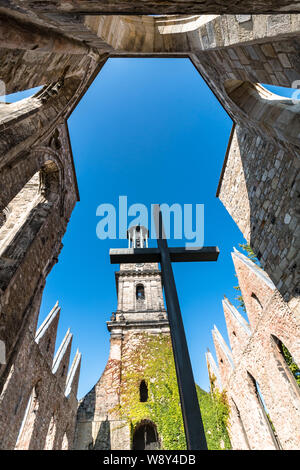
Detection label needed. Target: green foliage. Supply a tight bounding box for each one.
[266,413,276,434]
[118,333,231,450]
[196,386,231,450]
[233,244,259,312]
[239,243,259,265]
[281,343,300,387]
[233,284,246,312]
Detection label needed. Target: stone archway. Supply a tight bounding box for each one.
[132,420,160,450]
[224,80,300,148]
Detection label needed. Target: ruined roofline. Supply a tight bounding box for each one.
[222,296,251,336]
[52,328,73,374]
[65,349,82,398]
[212,325,234,369]
[216,122,236,198]
[35,301,60,344]
[65,119,80,202]
[232,247,276,290]
[205,348,223,391]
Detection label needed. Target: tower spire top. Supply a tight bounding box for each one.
[127,225,149,248]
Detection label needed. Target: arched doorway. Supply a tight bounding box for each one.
[132,421,160,450]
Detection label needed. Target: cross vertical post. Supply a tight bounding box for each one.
[153,205,207,450]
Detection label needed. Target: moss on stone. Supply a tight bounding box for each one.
[118,332,231,450]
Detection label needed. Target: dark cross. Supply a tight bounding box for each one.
[110,205,219,450]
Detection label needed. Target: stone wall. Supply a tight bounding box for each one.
[0,302,81,449]
[0,121,79,393]
[208,249,300,450]
[218,125,300,312]
[2,0,300,16]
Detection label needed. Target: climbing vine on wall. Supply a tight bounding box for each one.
[281,343,300,387]
[197,386,231,450]
[234,243,259,312]
[117,333,231,450]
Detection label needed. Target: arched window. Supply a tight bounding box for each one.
[139,380,148,402]
[250,293,263,320]
[44,413,57,450]
[247,372,281,449]
[61,364,66,378]
[15,382,41,449]
[0,86,43,104]
[46,338,51,352]
[224,80,300,147]
[0,160,60,292]
[136,284,145,301]
[0,172,40,255]
[135,225,141,247]
[231,398,250,449]
[61,431,69,450]
[271,335,300,390]
[132,421,160,450]
[251,293,263,309]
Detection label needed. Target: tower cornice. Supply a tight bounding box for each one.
[116,269,162,277]
[107,318,170,334]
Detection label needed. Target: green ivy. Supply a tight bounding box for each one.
[233,243,259,313]
[117,333,231,450]
[281,343,300,387]
[196,386,231,450]
[239,243,259,265]
[233,284,246,312]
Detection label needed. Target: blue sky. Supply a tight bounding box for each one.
[6,58,296,399]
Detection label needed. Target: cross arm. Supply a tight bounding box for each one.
[109,246,219,264]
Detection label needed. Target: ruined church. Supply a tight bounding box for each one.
[0,2,299,450]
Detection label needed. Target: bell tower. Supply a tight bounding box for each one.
[74,227,184,450]
[114,226,167,323]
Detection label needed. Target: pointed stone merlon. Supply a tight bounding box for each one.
[232,248,276,329]
[35,301,60,362]
[212,325,234,388]
[232,247,275,291]
[65,349,82,398]
[222,297,252,364]
[52,328,73,378]
[212,325,234,370]
[205,349,222,391]
[222,297,251,336]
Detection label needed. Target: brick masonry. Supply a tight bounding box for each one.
[208,249,300,450]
